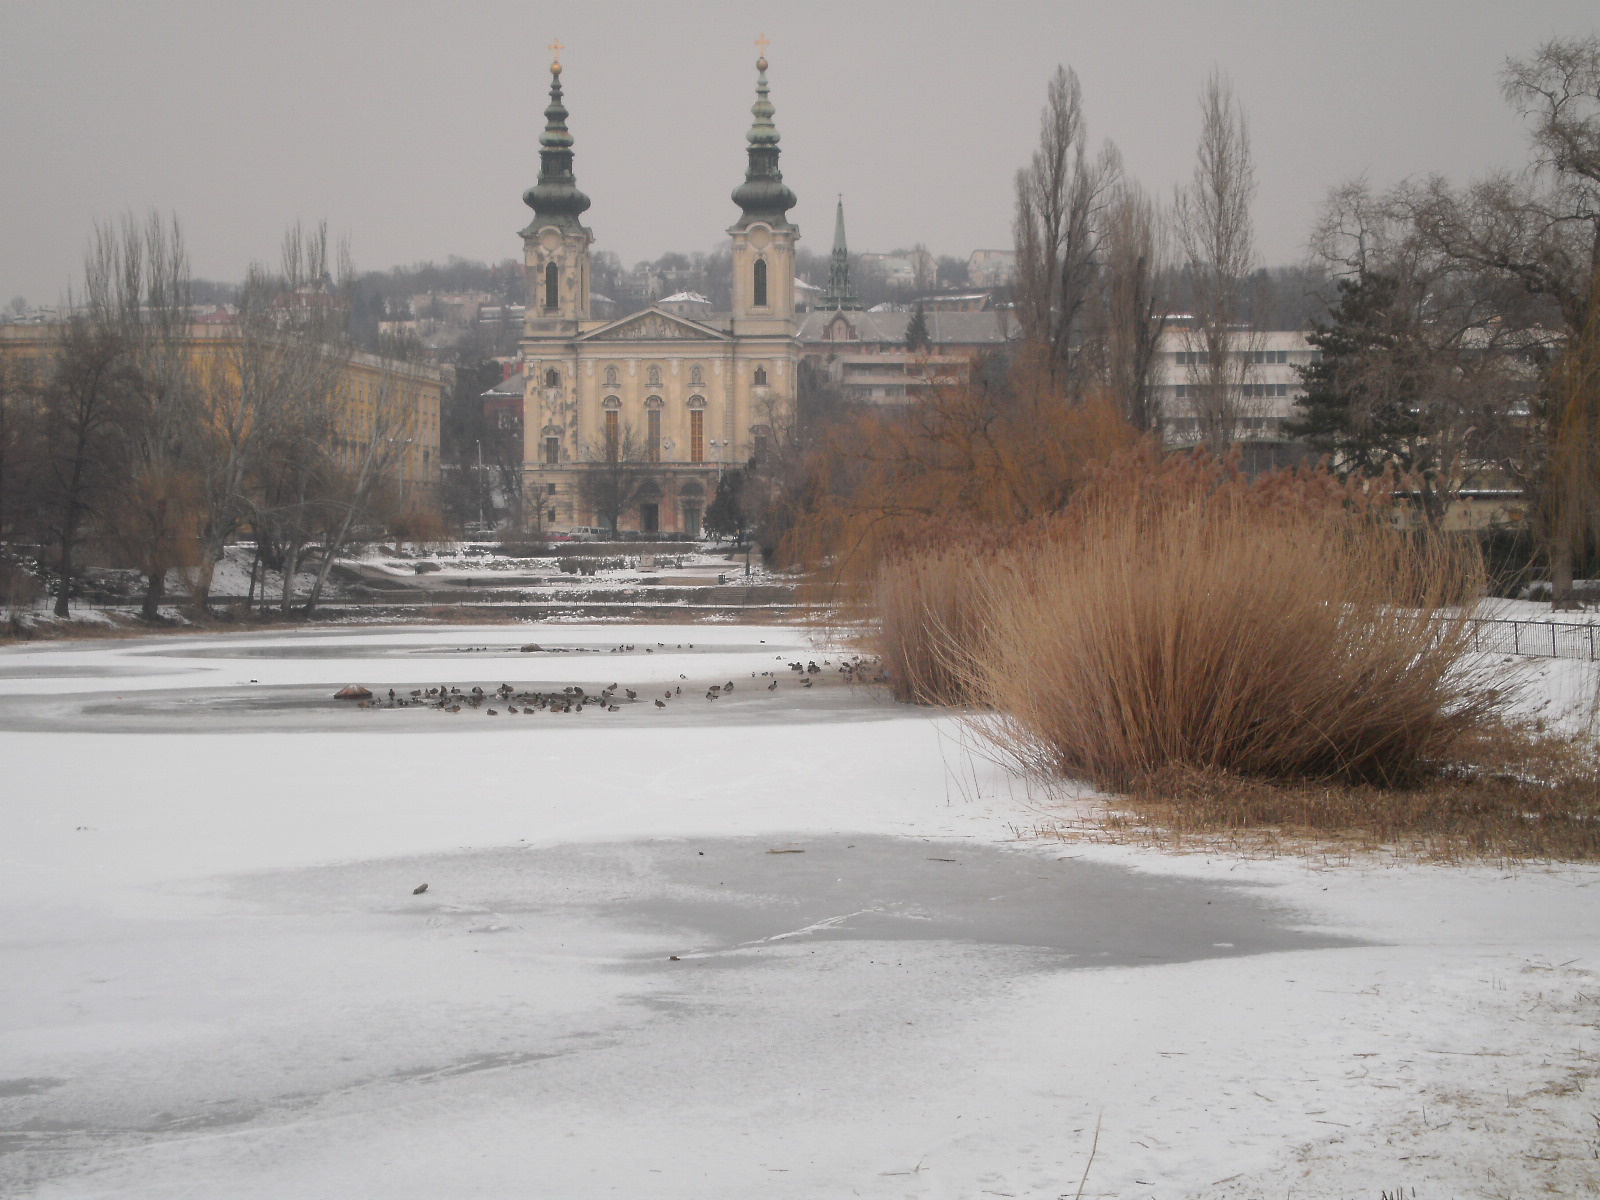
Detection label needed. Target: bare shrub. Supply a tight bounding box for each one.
[961,449,1504,790]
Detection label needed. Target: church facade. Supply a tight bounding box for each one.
[518,49,801,536]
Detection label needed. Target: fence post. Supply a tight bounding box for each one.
[1553,624,1559,658]
[1513,623,1519,655]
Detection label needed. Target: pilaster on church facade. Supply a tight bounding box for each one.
[516,47,801,538]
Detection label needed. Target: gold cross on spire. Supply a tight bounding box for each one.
[549,38,564,67]
[755,33,770,57]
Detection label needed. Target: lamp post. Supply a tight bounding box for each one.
[474,439,485,531]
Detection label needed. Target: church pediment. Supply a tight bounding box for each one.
[578,307,729,343]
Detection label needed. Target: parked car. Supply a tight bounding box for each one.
[567,526,611,542]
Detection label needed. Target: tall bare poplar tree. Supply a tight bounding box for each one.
[1100,181,1169,431]
[1176,71,1259,452]
[1013,66,1120,397]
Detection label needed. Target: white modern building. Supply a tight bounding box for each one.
[1152,327,1319,447]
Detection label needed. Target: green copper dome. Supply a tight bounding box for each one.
[731,55,796,229]
[521,63,591,236]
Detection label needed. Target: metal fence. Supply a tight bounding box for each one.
[1468,617,1600,662]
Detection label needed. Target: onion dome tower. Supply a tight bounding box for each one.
[521,44,591,333]
[729,41,798,325]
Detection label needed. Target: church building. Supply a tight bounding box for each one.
[519,46,801,536]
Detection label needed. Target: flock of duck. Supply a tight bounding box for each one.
[334,654,883,716]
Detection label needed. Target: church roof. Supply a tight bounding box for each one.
[797,309,1017,346]
[575,304,732,343]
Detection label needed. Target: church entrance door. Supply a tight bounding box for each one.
[640,503,660,534]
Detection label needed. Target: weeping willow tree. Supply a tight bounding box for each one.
[1542,270,1600,608]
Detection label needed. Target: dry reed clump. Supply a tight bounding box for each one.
[964,451,1505,791]
[871,544,990,704]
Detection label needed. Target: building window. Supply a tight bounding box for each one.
[647,409,661,462]
[753,258,768,307]
[604,409,620,457]
[548,508,557,523]
[546,483,557,495]
[690,409,704,463]
[544,367,560,387]
[544,436,559,465]
[690,364,704,386]
[647,364,662,387]
[544,262,559,310]
[753,365,768,386]
[604,364,619,386]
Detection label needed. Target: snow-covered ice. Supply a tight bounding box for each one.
[1,624,1598,1197]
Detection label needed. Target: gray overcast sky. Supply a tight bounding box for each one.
[2,1,1596,303]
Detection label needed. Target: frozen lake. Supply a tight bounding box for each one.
[2,624,1598,1197]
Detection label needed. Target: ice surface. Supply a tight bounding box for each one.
[1,624,1598,1197]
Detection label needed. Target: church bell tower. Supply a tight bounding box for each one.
[521,44,592,338]
[728,43,798,333]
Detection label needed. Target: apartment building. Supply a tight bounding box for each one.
[1152,327,1318,447]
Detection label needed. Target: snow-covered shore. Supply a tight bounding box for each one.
[1,624,1596,1197]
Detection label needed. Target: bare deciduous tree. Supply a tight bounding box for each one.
[1099,181,1169,432]
[303,350,427,612]
[1012,65,1121,397]
[84,212,201,619]
[1175,71,1260,452]
[576,424,658,535]
[38,319,134,616]
[186,222,349,613]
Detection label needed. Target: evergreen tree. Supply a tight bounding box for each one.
[1285,272,1422,475]
[905,303,930,353]
[704,467,747,540]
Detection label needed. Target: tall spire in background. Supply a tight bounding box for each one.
[820,195,861,311]
[730,43,797,230]
[521,46,591,237]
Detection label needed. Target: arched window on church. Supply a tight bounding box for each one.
[604,365,619,387]
[753,259,768,308]
[544,262,559,310]
[646,364,662,387]
[543,367,560,388]
[602,397,621,459]
[688,397,706,463]
[753,365,768,387]
[645,397,663,463]
[689,364,704,387]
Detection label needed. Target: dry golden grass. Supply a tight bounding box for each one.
[871,542,992,705]
[860,448,1600,859]
[970,452,1496,790]
[1105,727,1600,861]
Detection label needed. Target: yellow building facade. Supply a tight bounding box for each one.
[0,324,442,495]
[518,50,800,535]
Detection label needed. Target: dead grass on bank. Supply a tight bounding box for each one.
[1105,729,1600,862]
